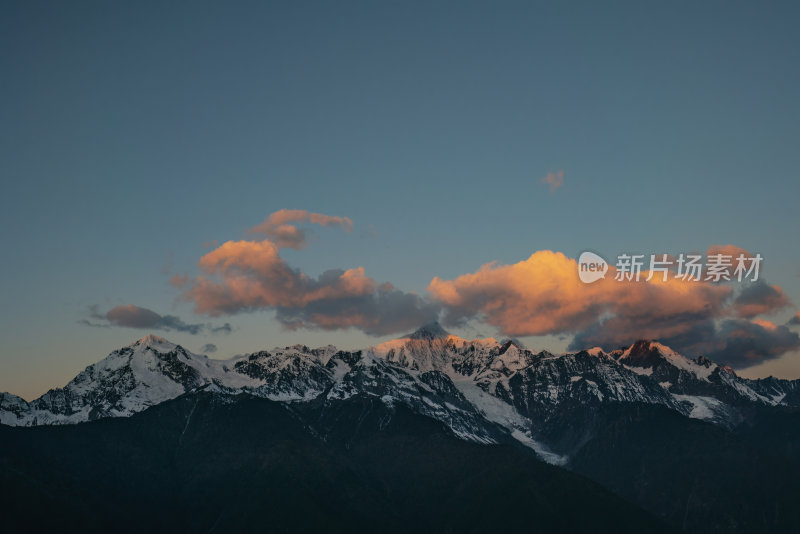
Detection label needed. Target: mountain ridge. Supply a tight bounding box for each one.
[2,328,799,464]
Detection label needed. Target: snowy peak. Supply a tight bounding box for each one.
[409,322,449,340]
[130,334,176,350]
[372,330,503,375]
[617,340,717,380]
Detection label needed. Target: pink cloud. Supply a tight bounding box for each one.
[428,250,732,339]
[175,239,375,314]
[175,211,437,335]
[248,209,353,249]
[428,248,798,366]
[705,244,761,279]
[541,170,564,192]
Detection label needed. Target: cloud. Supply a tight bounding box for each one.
[788,312,800,326]
[429,250,731,337]
[701,319,800,368]
[274,281,440,336]
[705,244,762,279]
[572,316,800,368]
[175,240,373,313]
[176,211,437,336]
[211,322,233,334]
[200,343,217,354]
[541,170,564,192]
[82,304,229,335]
[732,281,791,318]
[429,249,794,368]
[248,209,353,249]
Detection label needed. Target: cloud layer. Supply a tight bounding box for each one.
[82,304,231,335]
[175,209,798,369]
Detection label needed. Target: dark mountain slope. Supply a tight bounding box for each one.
[569,403,800,533]
[0,391,671,534]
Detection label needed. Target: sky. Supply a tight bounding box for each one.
[2,1,800,400]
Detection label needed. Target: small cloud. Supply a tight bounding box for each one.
[211,322,233,334]
[361,223,379,239]
[788,311,800,326]
[170,274,190,287]
[732,281,791,318]
[81,304,230,336]
[200,343,217,354]
[541,170,564,192]
[248,209,353,249]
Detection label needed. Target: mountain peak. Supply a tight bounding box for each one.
[499,338,526,352]
[620,340,668,368]
[628,339,657,353]
[131,334,174,349]
[625,339,683,359]
[409,321,449,340]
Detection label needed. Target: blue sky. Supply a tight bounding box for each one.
[2,1,799,399]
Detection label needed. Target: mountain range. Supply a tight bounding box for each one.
[3,325,797,454]
[2,324,800,532]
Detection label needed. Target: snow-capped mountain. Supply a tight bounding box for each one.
[2,326,798,464]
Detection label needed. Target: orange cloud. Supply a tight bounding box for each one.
[176,211,437,335]
[751,318,778,331]
[541,170,564,192]
[428,250,732,339]
[706,244,754,259]
[176,239,375,314]
[249,209,353,249]
[705,244,761,279]
[428,249,799,366]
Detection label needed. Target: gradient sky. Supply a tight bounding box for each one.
[2,1,800,400]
